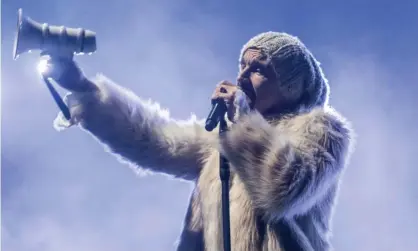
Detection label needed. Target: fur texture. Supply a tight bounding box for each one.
[54,74,354,251]
[54,32,354,251]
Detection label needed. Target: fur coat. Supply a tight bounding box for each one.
[54,74,354,251]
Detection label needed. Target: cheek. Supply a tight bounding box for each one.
[250,75,266,92]
[256,81,280,108]
[252,77,276,97]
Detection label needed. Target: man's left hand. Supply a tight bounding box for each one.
[211,80,254,122]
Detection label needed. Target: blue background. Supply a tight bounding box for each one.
[2,0,418,250]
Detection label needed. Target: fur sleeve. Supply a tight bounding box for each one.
[53,74,212,180]
[219,109,353,221]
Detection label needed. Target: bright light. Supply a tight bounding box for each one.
[37,58,49,75]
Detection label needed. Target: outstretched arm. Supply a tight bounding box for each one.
[219,109,353,221]
[54,74,213,181]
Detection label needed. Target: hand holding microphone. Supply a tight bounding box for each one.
[205,80,255,131]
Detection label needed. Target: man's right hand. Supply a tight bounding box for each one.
[41,56,96,93]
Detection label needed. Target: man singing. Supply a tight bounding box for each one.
[45,31,355,251]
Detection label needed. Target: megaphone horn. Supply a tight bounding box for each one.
[13,8,97,60]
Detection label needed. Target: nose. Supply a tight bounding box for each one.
[237,65,251,81]
[237,73,250,87]
[237,68,251,85]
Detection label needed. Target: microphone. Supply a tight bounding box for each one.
[205,88,228,131]
[205,100,227,131]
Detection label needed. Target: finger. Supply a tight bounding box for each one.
[217,81,236,92]
[42,61,64,80]
[211,92,233,102]
[215,84,236,94]
[42,60,84,92]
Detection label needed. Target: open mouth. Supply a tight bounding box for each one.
[238,81,256,106]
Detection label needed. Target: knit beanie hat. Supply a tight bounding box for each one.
[239,32,329,112]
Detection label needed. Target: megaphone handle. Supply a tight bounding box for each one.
[42,76,71,121]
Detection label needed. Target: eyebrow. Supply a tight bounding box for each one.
[240,57,269,69]
[240,57,260,66]
[241,52,269,65]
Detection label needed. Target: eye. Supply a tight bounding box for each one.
[252,66,265,76]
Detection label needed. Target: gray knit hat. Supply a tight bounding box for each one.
[239,32,329,112]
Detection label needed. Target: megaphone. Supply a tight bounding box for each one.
[13,8,97,60]
[13,8,98,121]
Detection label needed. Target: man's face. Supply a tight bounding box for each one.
[237,48,280,114]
